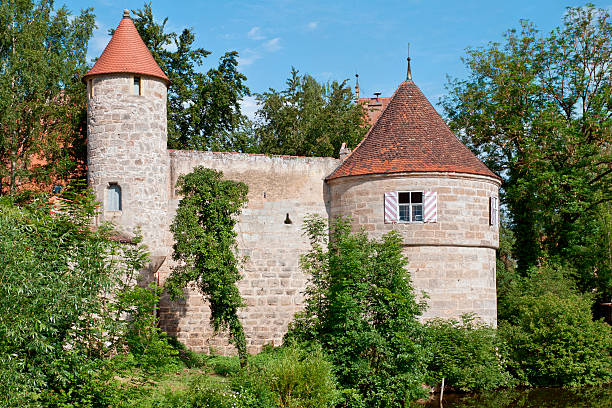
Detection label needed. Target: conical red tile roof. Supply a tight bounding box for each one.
[327,81,499,180]
[82,12,169,83]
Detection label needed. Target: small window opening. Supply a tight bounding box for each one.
[133,76,141,96]
[107,183,122,211]
[88,79,94,98]
[398,191,423,222]
[284,213,292,224]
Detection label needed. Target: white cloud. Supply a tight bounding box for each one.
[247,26,265,40]
[306,21,318,31]
[240,95,260,121]
[238,49,262,66]
[263,37,281,52]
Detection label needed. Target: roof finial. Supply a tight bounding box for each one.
[123,9,130,19]
[406,43,412,81]
[355,73,360,103]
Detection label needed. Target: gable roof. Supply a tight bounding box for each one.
[359,96,392,125]
[327,80,499,181]
[82,12,169,84]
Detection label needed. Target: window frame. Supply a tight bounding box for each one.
[107,183,122,212]
[133,76,141,96]
[397,190,424,223]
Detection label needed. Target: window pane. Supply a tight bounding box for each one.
[108,185,122,211]
[399,204,410,222]
[411,192,423,203]
[412,204,423,222]
[134,77,141,96]
[398,192,410,204]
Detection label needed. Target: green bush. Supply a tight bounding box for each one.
[0,192,187,406]
[137,345,338,408]
[241,345,339,408]
[500,293,612,386]
[286,215,429,407]
[425,315,514,391]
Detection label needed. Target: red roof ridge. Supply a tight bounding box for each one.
[335,82,405,167]
[327,80,500,181]
[82,11,169,83]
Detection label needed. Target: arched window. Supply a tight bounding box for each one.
[107,183,122,211]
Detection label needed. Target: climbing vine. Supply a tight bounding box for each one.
[165,166,249,365]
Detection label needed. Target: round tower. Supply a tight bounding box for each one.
[83,10,170,258]
[327,80,501,325]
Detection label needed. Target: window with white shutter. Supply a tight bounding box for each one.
[384,192,399,223]
[423,191,437,223]
[385,191,437,223]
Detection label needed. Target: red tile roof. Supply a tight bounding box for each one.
[82,13,169,84]
[359,96,392,125]
[327,81,499,181]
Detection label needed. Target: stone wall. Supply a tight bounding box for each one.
[87,74,169,256]
[328,172,500,325]
[157,151,340,353]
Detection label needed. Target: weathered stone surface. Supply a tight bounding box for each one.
[87,74,501,355]
[328,172,500,325]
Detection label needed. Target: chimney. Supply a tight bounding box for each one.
[339,142,351,161]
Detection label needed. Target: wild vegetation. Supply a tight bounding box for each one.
[165,167,250,366]
[0,0,610,407]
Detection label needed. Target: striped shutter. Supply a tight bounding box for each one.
[423,191,437,223]
[490,196,498,226]
[384,192,399,224]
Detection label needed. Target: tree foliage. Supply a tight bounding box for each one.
[0,187,163,406]
[253,68,368,158]
[442,5,611,300]
[130,2,251,151]
[425,315,514,392]
[0,0,95,195]
[166,167,249,366]
[287,215,428,407]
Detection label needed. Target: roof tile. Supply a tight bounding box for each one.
[327,81,499,180]
[82,14,168,83]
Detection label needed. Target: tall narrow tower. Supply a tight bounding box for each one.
[83,10,170,259]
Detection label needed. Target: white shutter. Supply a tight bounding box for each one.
[490,196,498,226]
[384,192,399,224]
[423,191,437,223]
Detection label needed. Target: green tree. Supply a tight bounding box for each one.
[130,2,251,151]
[442,5,611,301]
[254,68,368,158]
[0,188,151,406]
[287,215,428,407]
[0,0,95,195]
[166,167,249,366]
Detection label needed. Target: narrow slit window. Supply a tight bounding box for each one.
[107,184,122,211]
[133,76,141,96]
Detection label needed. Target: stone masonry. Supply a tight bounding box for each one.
[328,172,499,324]
[85,11,500,355]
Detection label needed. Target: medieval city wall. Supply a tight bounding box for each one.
[327,172,500,324]
[157,151,340,353]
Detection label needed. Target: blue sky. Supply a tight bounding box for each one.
[63,1,609,118]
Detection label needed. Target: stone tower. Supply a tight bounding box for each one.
[83,10,170,260]
[328,80,501,324]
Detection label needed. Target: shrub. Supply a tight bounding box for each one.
[286,215,428,407]
[425,314,514,391]
[500,293,612,386]
[242,345,339,408]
